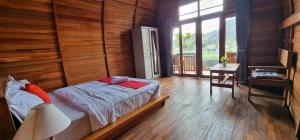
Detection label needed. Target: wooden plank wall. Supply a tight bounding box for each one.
[0,0,65,91]
[248,0,283,65]
[104,0,157,76]
[282,0,300,136]
[0,0,158,89]
[54,0,107,85]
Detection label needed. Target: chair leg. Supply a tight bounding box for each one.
[283,87,288,107]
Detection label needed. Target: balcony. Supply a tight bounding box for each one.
[172,52,237,75]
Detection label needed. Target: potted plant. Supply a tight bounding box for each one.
[220,56,228,67]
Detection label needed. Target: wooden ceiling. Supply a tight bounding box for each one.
[0,0,158,90]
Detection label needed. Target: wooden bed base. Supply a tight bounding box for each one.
[83,94,169,140]
[0,77,16,140]
[0,76,169,140]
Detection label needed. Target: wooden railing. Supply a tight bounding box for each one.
[172,52,237,75]
[172,53,196,74]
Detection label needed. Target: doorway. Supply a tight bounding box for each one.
[172,0,237,77]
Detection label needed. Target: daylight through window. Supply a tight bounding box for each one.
[179,0,223,21]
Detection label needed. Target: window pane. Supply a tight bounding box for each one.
[180,12,198,21]
[182,23,196,75]
[225,17,237,63]
[172,28,181,74]
[179,2,198,21]
[200,0,223,16]
[202,18,220,75]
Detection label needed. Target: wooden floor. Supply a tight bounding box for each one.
[116,77,297,140]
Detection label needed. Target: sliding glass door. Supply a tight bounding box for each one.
[181,22,196,75]
[225,17,237,63]
[201,18,220,76]
[171,0,236,77]
[172,28,181,75]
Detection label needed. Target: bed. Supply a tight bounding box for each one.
[0,76,169,140]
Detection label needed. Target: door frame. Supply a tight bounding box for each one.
[172,1,236,77]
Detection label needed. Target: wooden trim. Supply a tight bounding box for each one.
[248,66,287,70]
[211,83,233,88]
[249,93,285,100]
[0,77,16,140]
[131,0,140,28]
[179,26,184,75]
[0,77,7,99]
[196,18,201,76]
[111,0,156,12]
[52,0,68,86]
[83,94,169,140]
[101,1,110,77]
[280,11,300,29]
[220,15,226,60]
[0,59,62,69]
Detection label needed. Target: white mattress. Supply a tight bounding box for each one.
[51,95,91,140]
[51,78,160,140]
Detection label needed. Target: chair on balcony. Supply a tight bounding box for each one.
[248,48,294,105]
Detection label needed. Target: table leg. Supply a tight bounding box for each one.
[210,71,212,96]
[232,75,235,98]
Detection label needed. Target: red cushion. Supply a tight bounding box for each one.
[25,84,52,103]
[99,77,113,84]
[117,81,149,89]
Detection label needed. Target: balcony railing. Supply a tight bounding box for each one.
[173,53,196,74]
[172,52,237,75]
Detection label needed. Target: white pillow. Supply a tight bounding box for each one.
[5,75,44,122]
[7,75,25,90]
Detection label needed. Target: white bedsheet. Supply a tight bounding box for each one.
[51,95,91,140]
[52,78,160,131]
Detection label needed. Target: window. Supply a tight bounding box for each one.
[172,28,180,74]
[179,0,223,21]
[176,0,232,77]
[225,17,237,63]
[181,23,196,75]
[179,2,198,21]
[201,18,220,75]
[200,0,223,16]
[172,28,180,55]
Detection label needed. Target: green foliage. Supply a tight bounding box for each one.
[220,56,228,63]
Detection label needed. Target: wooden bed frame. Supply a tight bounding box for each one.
[0,76,169,140]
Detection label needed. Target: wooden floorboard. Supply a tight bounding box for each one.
[116,77,297,140]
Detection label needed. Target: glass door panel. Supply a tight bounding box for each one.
[225,17,237,63]
[181,22,196,75]
[150,30,159,74]
[172,28,181,75]
[201,18,220,75]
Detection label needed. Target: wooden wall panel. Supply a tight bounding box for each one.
[249,0,283,65]
[135,8,156,27]
[54,0,107,85]
[281,0,300,136]
[290,0,300,136]
[114,0,136,5]
[0,0,159,89]
[224,0,236,15]
[138,0,157,10]
[104,0,136,76]
[0,0,65,91]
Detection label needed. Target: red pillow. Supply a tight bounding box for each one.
[24,84,52,103]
